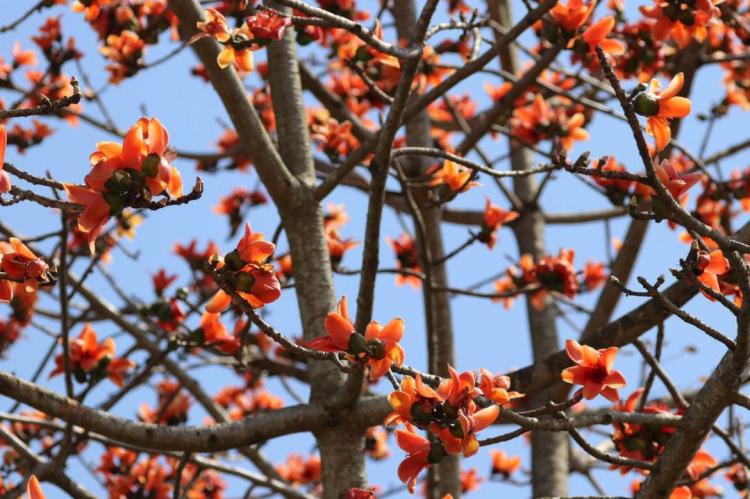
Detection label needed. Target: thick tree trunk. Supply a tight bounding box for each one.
[392,2,459,496]
[486,0,569,496]
[265,4,367,495]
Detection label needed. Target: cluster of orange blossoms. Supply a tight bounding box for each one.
[64,117,183,253]
[308,296,405,381]
[386,367,522,492]
[139,379,191,425]
[49,323,135,387]
[494,249,606,310]
[205,222,281,314]
[96,447,226,498]
[193,7,292,73]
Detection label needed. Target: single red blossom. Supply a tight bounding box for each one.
[246,9,292,41]
[396,427,436,494]
[460,468,483,493]
[152,268,177,296]
[50,323,134,387]
[0,238,50,303]
[479,198,519,249]
[561,339,626,402]
[490,450,522,477]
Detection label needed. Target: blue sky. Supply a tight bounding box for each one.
[1,0,749,497]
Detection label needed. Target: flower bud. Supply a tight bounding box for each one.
[365,338,386,360]
[348,332,367,355]
[633,93,659,117]
[141,153,160,178]
[234,271,256,292]
[224,250,245,271]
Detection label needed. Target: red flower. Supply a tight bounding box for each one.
[50,323,135,387]
[490,450,522,477]
[479,198,519,249]
[246,9,292,41]
[561,339,626,402]
[396,427,435,494]
[152,269,177,296]
[694,249,730,297]
[387,233,422,289]
[0,238,49,303]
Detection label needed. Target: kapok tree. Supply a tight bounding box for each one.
[1,0,750,497]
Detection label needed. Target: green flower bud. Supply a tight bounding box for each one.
[633,92,659,116]
[224,250,245,271]
[234,271,256,293]
[348,332,367,355]
[365,338,386,360]
[141,153,160,178]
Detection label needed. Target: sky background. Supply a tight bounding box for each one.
[1,0,749,497]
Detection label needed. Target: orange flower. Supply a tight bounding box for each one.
[365,426,390,460]
[694,249,729,296]
[0,238,49,302]
[386,374,444,427]
[396,427,437,494]
[27,475,45,499]
[478,368,523,406]
[138,379,191,425]
[307,296,405,381]
[388,233,422,289]
[50,323,135,387]
[326,228,358,266]
[479,198,519,249]
[99,30,144,83]
[200,312,240,355]
[195,8,231,43]
[640,0,720,48]
[12,42,37,68]
[428,160,479,194]
[550,0,596,31]
[460,468,483,493]
[206,223,281,313]
[490,450,522,477]
[580,16,625,56]
[434,404,499,457]
[512,95,589,151]
[0,124,10,193]
[634,73,691,151]
[71,0,109,21]
[193,9,254,73]
[583,261,607,290]
[561,339,626,402]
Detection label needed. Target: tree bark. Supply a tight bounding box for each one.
[486,0,568,496]
[392,2,459,496]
